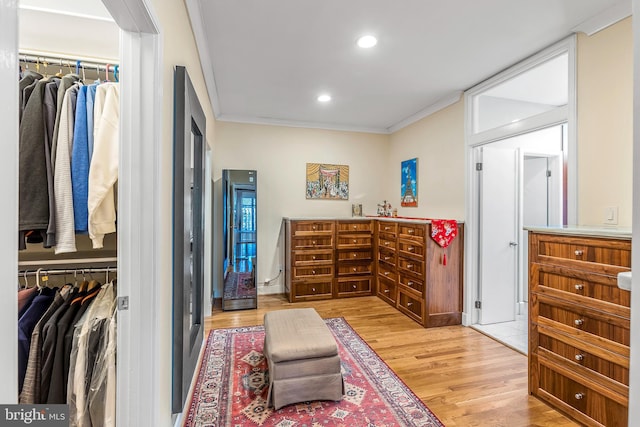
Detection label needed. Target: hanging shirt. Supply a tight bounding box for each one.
[54,84,81,254]
[19,78,54,249]
[86,84,98,161]
[18,70,42,123]
[71,85,90,233]
[17,287,57,393]
[51,74,80,171]
[88,83,119,249]
[43,78,61,249]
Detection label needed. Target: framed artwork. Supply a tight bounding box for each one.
[401,158,418,207]
[306,163,349,200]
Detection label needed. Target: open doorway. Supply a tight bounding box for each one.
[472,125,565,352]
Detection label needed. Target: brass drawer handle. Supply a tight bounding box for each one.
[384,241,390,246]
[384,226,390,230]
[353,239,357,243]
[575,354,585,362]
[408,229,414,234]
[407,302,413,307]
[574,319,584,327]
[384,256,390,260]
[408,246,415,252]
[574,250,583,256]
[384,289,390,293]
[353,267,357,272]
[384,271,390,276]
[407,263,414,268]
[312,287,316,292]
[312,256,316,260]
[353,253,357,258]
[574,283,584,291]
[353,225,357,229]
[311,270,316,275]
[407,281,414,286]
[312,226,317,230]
[574,393,584,400]
[312,240,316,245]
[352,284,357,289]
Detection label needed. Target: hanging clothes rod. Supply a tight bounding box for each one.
[18,257,118,267]
[19,52,119,73]
[19,267,117,276]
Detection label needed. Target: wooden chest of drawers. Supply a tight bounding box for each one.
[375,220,463,327]
[528,231,631,427]
[284,219,373,302]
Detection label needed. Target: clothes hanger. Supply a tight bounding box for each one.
[22,270,29,289]
[114,65,119,83]
[105,64,111,82]
[55,58,63,78]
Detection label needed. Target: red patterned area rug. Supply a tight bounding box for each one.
[183,318,444,427]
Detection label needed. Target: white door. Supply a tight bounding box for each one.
[479,146,518,324]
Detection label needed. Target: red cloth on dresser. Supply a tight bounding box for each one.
[430,219,458,266]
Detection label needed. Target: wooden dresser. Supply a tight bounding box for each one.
[284,218,373,302]
[376,219,463,327]
[528,228,631,427]
[284,217,463,328]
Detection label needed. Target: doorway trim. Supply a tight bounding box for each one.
[463,36,577,325]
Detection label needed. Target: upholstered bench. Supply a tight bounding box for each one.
[263,308,344,409]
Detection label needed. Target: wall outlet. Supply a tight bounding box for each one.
[603,206,618,225]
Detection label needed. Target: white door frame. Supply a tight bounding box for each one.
[463,37,577,326]
[0,1,167,424]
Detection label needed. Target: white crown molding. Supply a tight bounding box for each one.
[217,114,391,135]
[572,1,631,36]
[185,0,221,117]
[387,91,463,133]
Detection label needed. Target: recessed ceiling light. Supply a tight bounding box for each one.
[357,35,377,48]
[317,94,331,102]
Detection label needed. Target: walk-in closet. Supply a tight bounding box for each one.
[16,1,120,425]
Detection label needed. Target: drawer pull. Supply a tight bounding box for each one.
[384,226,390,230]
[312,287,316,292]
[352,284,357,289]
[353,239,357,243]
[407,281,414,286]
[384,289,390,293]
[312,256,316,260]
[575,354,585,362]
[353,225,357,229]
[408,246,415,252]
[384,256,390,260]
[574,250,584,256]
[312,240,316,245]
[353,253,357,258]
[574,283,584,291]
[408,229,415,234]
[407,302,413,307]
[353,267,357,272]
[574,319,584,327]
[312,226,317,230]
[384,241,390,246]
[311,270,316,275]
[574,393,585,400]
[407,263,414,268]
[384,271,390,276]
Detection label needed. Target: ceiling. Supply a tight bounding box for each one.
[187,0,631,134]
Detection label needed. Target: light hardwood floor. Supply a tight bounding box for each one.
[205,294,578,427]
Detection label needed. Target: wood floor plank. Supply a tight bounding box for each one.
[205,294,578,427]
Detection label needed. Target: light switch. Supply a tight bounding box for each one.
[604,206,618,225]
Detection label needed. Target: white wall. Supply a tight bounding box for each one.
[213,121,389,295]
[388,100,466,219]
[577,17,633,226]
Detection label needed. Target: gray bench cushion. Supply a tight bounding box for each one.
[263,308,337,363]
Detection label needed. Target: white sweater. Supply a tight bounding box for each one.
[53,84,80,254]
[88,83,119,248]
